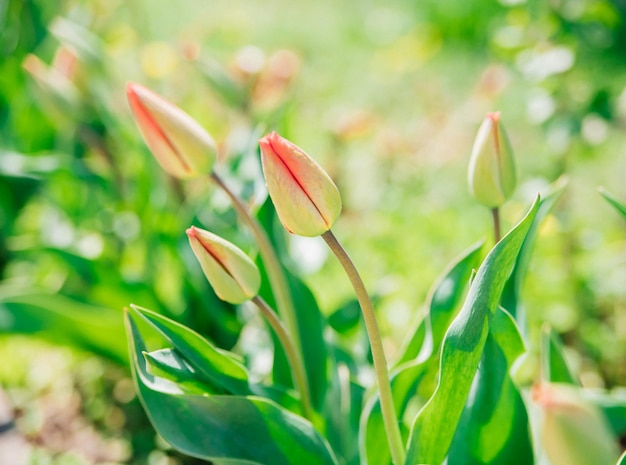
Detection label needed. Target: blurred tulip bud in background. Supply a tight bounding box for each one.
[253,49,301,110]
[532,383,620,465]
[22,52,80,120]
[468,111,516,208]
[126,82,216,178]
[259,131,342,237]
[186,226,260,304]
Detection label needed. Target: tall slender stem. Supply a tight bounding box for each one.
[252,296,313,420]
[210,174,305,381]
[322,230,405,465]
[491,207,501,243]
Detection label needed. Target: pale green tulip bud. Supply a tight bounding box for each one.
[126,82,216,179]
[468,112,516,208]
[532,383,620,465]
[186,226,260,304]
[259,131,342,237]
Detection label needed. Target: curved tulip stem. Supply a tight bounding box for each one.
[210,174,306,379]
[252,296,313,420]
[322,230,405,465]
[491,207,501,243]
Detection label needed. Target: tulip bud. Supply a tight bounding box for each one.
[186,226,260,304]
[126,82,216,179]
[22,53,80,118]
[259,131,342,237]
[468,112,516,208]
[532,383,619,465]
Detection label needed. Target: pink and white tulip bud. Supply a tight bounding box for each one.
[259,131,342,237]
[186,226,260,304]
[468,111,516,208]
[126,83,216,179]
[532,383,620,465]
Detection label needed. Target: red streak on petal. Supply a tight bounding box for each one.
[126,83,192,175]
[186,226,233,278]
[261,132,329,227]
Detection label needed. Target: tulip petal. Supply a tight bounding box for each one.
[260,132,341,237]
[187,226,260,304]
[468,112,516,208]
[126,83,216,178]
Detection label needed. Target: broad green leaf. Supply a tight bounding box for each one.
[361,361,432,465]
[0,291,126,363]
[323,363,364,465]
[599,187,626,220]
[396,241,483,366]
[182,272,242,351]
[131,305,302,413]
[448,308,533,465]
[328,299,361,334]
[501,177,567,325]
[130,305,250,395]
[541,326,578,385]
[362,243,483,465]
[126,312,338,465]
[617,451,626,465]
[143,347,302,411]
[287,274,329,409]
[144,348,219,395]
[405,198,539,465]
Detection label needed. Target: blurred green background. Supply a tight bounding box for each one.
[1,0,625,463]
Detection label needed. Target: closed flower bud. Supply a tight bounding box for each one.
[468,111,516,208]
[126,82,216,179]
[186,226,260,304]
[259,131,342,237]
[532,383,619,465]
[22,53,80,118]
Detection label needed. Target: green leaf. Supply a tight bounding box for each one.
[501,176,567,324]
[328,299,361,334]
[616,450,626,465]
[132,305,302,413]
[126,311,338,465]
[287,274,329,410]
[404,198,539,465]
[183,272,242,351]
[0,290,126,363]
[448,308,533,465]
[361,362,431,465]
[256,198,329,411]
[143,348,219,395]
[361,243,483,465]
[323,364,364,465]
[599,187,626,220]
[396,241,483,366]
[130,305,250,395]
[541,325,578,385]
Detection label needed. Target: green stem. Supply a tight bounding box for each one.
[491,207,501,244]
[210,173,306,385]
[322,230,405,465]
[252,296,313,420]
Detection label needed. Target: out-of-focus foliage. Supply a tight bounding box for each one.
[0,0,625,463]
